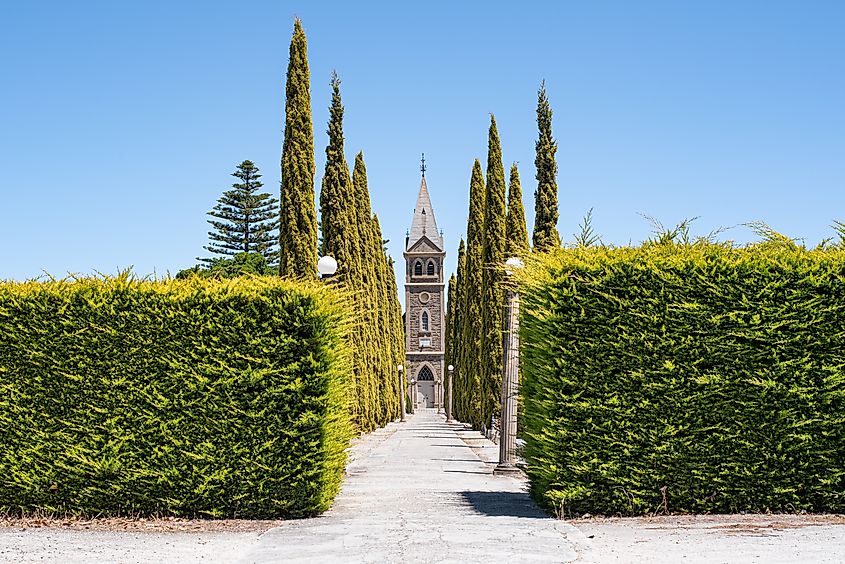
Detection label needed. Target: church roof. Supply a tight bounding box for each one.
[406,175,443,252]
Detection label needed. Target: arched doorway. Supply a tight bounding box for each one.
[416,365,435,408]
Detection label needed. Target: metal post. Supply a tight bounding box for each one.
[409,379,416,414]
[446,365,454,423]
[494,288,521,475]
[398,364,406,422]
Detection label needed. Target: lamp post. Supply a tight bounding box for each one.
[397,364,406,422]
[409,378,417,414]
[446,364,454,423]
[317,255,338,280]
[494,257,524,476]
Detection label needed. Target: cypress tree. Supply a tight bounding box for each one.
[279,18,318,278]
[480,115,508,427]
[458,160,486,427]
[375,214,406,415]
[445,272,457,414]
[445,273,457,366]
[533,81,561,252]
[319,72,355,281]
[319,72,371,428]
[203,160,279,264]
[373,214,402,421]
[351,152,383,427]
[452,238,466,420]
[505,163,530,258]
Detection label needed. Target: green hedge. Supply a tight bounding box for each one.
[519,244,845,516]
[0,275,352,518]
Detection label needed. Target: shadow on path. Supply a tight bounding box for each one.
[431,444,469,447]
[460,490,549,519]
[242,411,581,563]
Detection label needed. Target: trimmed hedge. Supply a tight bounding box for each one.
[0,275,352,518]
[519,244,845,516]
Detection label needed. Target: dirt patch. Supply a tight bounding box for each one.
[572,514,845,563]
[571,513,845,535]
[0,515,282,533]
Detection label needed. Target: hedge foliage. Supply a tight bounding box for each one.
[0,275,352,518]
[519,243,845,516]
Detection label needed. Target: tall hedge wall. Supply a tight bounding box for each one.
[0,275,352,518]
[519,244,845,516]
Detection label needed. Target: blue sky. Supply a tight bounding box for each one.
[2,1,843,299]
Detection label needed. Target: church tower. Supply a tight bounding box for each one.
[404,156,445,409]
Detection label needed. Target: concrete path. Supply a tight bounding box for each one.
[4,410,844,563]
[240,409,587,563]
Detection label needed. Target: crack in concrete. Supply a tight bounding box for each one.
[240,410,580,563]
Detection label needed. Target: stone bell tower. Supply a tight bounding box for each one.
[404,155,445,409]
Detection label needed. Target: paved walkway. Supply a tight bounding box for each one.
[240,409,587,563]
[5,411,843,563]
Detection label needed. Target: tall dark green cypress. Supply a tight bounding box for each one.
[371,230,395,424]
[480,116,508,427]
[445,272,457,413]
[319,72,370,428]
[279,18,318,278]
[448,240,466,371]
[448,238,466,419]
[376,213,405,415]
[373,213,403,421]
[352,152,404,427]
[533,82,561,252]
[446,239,466,421]
[350,153,378,429]
[319,72,354,281]
[505,163,530,258]
[458,160,486,427]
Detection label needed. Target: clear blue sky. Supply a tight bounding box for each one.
[2,1,844,300]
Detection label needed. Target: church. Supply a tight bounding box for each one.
[403,157,445,409]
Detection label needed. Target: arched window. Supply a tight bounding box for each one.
[414,261,422,276]
[418,366,434,381]
[421,311,429,332]
[427,260,435,276]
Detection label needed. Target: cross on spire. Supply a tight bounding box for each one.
[406,155,443,252]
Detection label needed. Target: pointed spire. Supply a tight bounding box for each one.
[407,166,443,251]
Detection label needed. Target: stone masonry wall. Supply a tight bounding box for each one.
[407,287,443,351]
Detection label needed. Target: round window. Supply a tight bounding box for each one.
[419,292,430,304]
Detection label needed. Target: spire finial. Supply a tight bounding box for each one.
[420,153,426,177]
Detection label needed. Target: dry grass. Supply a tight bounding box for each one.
[0,511,282,533]
[570,513,845,534]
